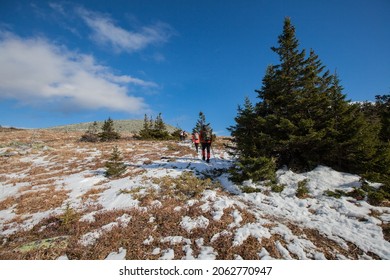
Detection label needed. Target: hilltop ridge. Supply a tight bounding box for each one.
[46,119,178,133]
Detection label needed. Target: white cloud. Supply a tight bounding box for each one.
[104,73,158,87]
[0,32,154,113]
[48,2,66,16]
[77,8,174,53]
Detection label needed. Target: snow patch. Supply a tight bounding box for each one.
[180,216,209,233]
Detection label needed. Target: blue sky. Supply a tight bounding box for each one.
[0,0,389,135]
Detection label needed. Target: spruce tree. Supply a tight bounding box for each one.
[138,113,170,140]
[286,49,333,168]
[265,17,306,117]
[230,17,383,182]
[149,115,154,132]
[105,145,126,178]
[228,97,277,182]
[193,111,207,133]
[228,97,257,158]
[139,114,151,139]
[360,95,390,182]
[320,74,377,173]
[255,17,377,172]
[375,94,390,142]
[99,117,120,142]
[252,17,325,170]
[151,113,170,139]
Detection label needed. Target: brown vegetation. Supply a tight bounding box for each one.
[0,129,388,260]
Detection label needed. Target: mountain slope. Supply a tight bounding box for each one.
[0,129,389,260]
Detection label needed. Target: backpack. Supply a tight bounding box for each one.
[202,126,212,142]
[194,132,199,140]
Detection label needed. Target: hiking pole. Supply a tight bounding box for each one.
[211,144,215,161]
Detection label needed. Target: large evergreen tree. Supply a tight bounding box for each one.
[358,94,390,179]
[376,95,390,142]
[230,17,382,182]
[252,17,334,170]
[320,74,380,173]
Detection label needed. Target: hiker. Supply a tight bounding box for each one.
[200,124,213,163]
[179,130,185,141]
[192,131,200,153]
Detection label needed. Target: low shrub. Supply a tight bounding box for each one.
[271,183,285,193]
[347,188,366,200]
[296,179,310,198]
[324,189,346,199]
[367,191,385,206]
[240,186,262,194]
[229,156,276,183]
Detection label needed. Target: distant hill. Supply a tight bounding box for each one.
[0,126,24,132]
[46,119,178,134]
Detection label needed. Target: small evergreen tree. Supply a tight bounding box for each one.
[228,97,257,158]
[99,117,120,141]
[137,113,171,140]
[151,113,170,139]
[149,115,154,133]
[139,114,152,139]
[105,145,126,178]
[230,156,276,183]
[228,96,279,182]
[193,111,207,133]
[171,127,183,140]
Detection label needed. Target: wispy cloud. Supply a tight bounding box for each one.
[76,7,174,53]
[0,32,155,113]
[48,2,66,16]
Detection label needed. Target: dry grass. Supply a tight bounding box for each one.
[284,222,381,259]
[0,191,267,260]
[1,129,388,260]
[151,172,213,201]
[15,186,70,215]
[0,196,16,210]
[382,223,390,242]
[0,130,213,259]
[80,187,110,203]
[0,194,381,260]
[0,159,32,177]
[5,187,67,215]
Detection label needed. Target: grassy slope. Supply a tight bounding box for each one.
[0,129,389,260]
[46,119,178,133]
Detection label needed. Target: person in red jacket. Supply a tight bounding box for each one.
[199,124,213,163]
[192,131,200,153]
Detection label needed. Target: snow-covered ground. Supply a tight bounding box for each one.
[0,130,389,259]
